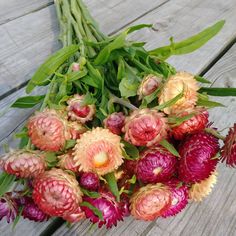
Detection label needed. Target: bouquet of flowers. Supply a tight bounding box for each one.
[1,0,236,229]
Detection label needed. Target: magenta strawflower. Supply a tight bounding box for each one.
[136,146,177,184]
[123,109,168,147]
[178,131,219,183]
[162,179,188,217]
[79,172,100,191]
[81,191,123,228]
[221,124,236,167]
[104,112,125,135]
[20,197,49,222]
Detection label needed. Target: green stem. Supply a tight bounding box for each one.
[110,94,138,110]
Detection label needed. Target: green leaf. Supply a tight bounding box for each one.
[117,57,125,81]
[149,20,225,59]
[67,69,88,82]
[122,141,139,159]
[160,139,180,157]
[26,45,79,93]
[169,113,195,127]
[104,172,120,202]
[81,92,97,106]
[195,75,211,84]
[45,152,58,167]
[198,87,236,96]
[0,172,16,197]
[197,97,225,108]
[80,187,100,198]
[11,95,45,108]
[155,90,183,110]
[95,24,152,65]
[126,24,152,34]
[141,87,161,108]
[64,139,77,150]
[119,65,140,98]
[80,201,103,220]
[12,206,23,229]
[19,136,29,149]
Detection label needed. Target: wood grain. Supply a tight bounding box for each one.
[0,0,53,25]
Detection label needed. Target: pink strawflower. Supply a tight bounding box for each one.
[123,109,168,147]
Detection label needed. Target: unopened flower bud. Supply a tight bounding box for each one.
[72,63,80,72]
[103,112,125,135]
[67,95,96,123]
[138,74,161,99]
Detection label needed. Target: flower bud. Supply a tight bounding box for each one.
[103,112,125,135]
[138,74,161,99]
[67,95,96,123]
[79,172,100,191]
[72,63,80,72]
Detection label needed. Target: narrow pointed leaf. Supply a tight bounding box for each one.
[149,20,225,59]
[159,139,180,157]
[199,87,236,96]
[0,172,16,197]
[195,75,211,84]
[80,201,103,220]
[26,45,79,93]
[155,91,183,110]
[104,172,120,202]
[11,95,45,108]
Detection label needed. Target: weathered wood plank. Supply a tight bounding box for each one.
[0,0,168,99]
[52,13,236,236]
[0,0,53,25]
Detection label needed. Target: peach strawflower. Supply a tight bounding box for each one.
[189,171,217,202]
[73,128,124,175]
[158,71,199,114]
[130,183,171,221]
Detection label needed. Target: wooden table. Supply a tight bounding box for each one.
[1,0,236,235]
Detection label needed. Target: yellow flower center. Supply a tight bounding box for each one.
[93,152,109,168]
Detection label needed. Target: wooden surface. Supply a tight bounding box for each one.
[0,0,236,235]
